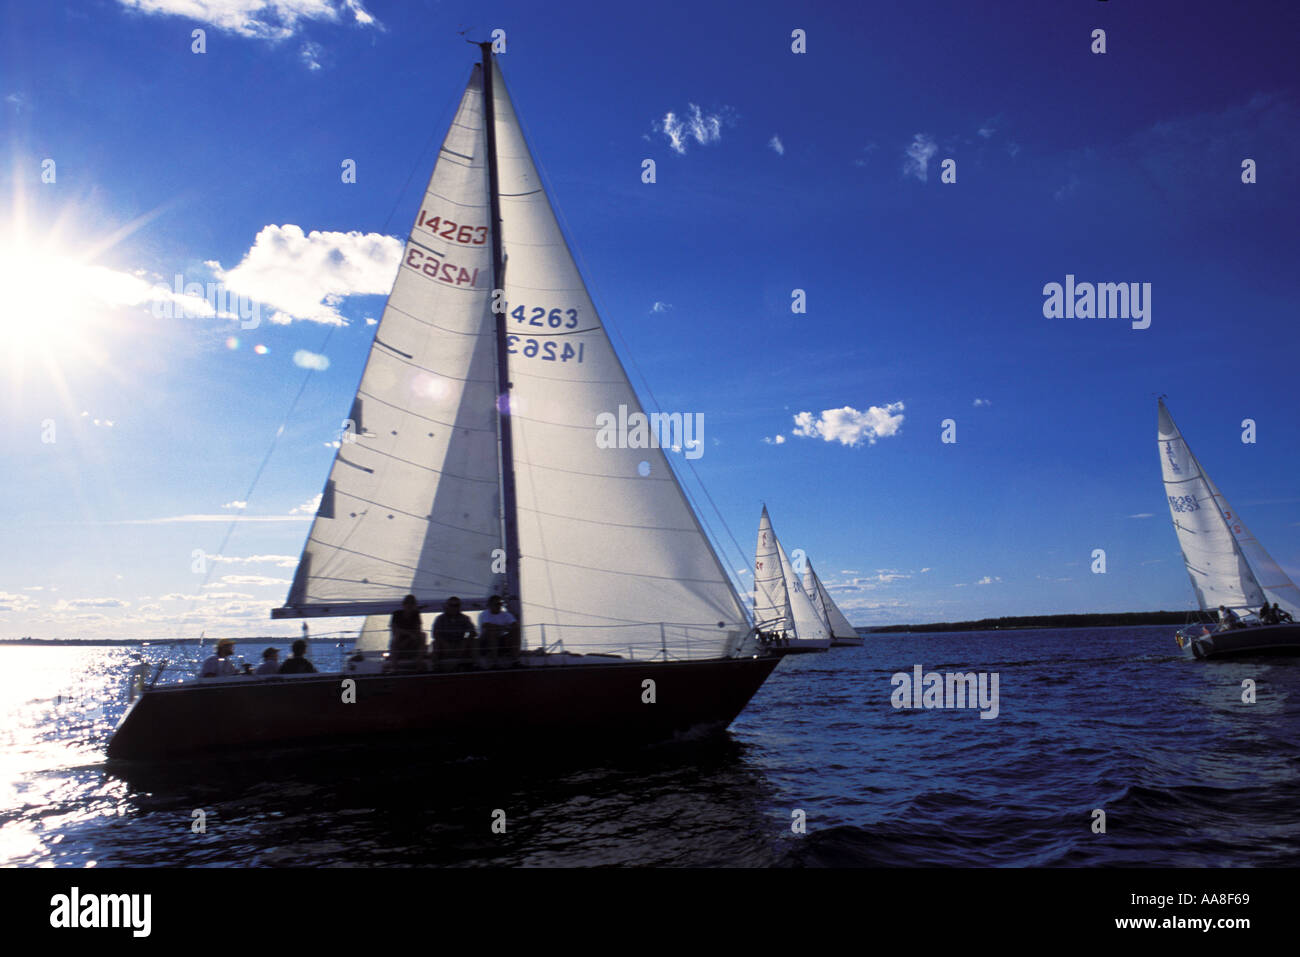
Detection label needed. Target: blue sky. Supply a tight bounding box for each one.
[3,0,1299,637]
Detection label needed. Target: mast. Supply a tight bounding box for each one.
[481,43,522,622]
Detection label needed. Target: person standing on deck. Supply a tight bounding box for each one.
[433,597,477,669]
[389,594,426,668]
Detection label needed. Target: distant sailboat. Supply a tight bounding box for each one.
[1158,398,1300,658]
[108,46,777,760]
[752,506,831,654]
[802,559,862,647]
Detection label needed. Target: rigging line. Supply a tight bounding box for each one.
[512,113,753,601]
[173,324,339,641]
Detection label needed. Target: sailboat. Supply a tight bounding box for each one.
[1158,398,1300,659]
[802,559,862,647]
[107,46,778,760]
[752,506,831,654]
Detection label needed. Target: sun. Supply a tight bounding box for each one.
[0,243,98,352]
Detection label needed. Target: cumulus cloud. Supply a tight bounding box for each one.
[115,0,379,41]
[222,500,247,510]
[657,104,730,155]
[207,554,297,567]
[763,434,786,445]
[292,493,323,515]
[211,224,403,325]
[903,133,938,181]
[973,398,992,407]
[218,575,292,587]
[790,402,904,447]
[768,135,784,156]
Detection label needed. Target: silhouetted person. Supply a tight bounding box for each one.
[1218,605,1239,631]
[254,647,281,675]
[433,597,477,669]
[200,639,240,677]
[389,594,426,666]
[279,638,317,674]
[479,595,518,665]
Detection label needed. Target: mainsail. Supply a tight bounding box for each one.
[752,506,829,642]
[803,559,857,641]
[277,57,748,661]
[1157,399,1299,616]
[281,67,500,617]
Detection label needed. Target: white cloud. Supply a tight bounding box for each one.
[115,0,380,41]
[364,316,378,325]
[650,301,672,314]
[300,40,323,70]
[973,398,991,407]
[292,493,323,515]
[768,135,784,156]
[791,402,904,447]
[1128,513,1154,519]
[222,500,248,510]
[978,126,995,139]
[211,224,403,325]
[55,597,130,609]
[108,514,312,524]
[218,575,291,587]
[903,134,938,181]
[293,349,330,370]
[658,104,730,155]
[762,434,786,445]
[0,591,39,613]
[207,554,298,567]
[974,576,1001,585]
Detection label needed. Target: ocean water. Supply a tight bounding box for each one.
[2,625,1298,867]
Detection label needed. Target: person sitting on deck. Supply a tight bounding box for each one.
[1275,602,1295,624]
[479,595,518,666]
[1218,605,1240,631]
[433,597,477,669]
[1259,603,1278,625]
[200,639,241,677]
[254,647,281,675]
[278,638,318,674]
[389,594,427,667]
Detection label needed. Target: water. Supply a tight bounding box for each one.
[3,626,1298,866]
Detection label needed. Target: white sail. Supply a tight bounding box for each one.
[282,66,502,617]
[355,614,390,654]
[753,506,792,632]
[806,560,858,640]
[1158,399,1266,613]
[278,59,747,660]
[802,561,829,628]
[1202,474,1300,618]
[484,61,747,658]
[777,538,830,642]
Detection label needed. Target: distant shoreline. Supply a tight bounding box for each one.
[860,611,1200,634]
